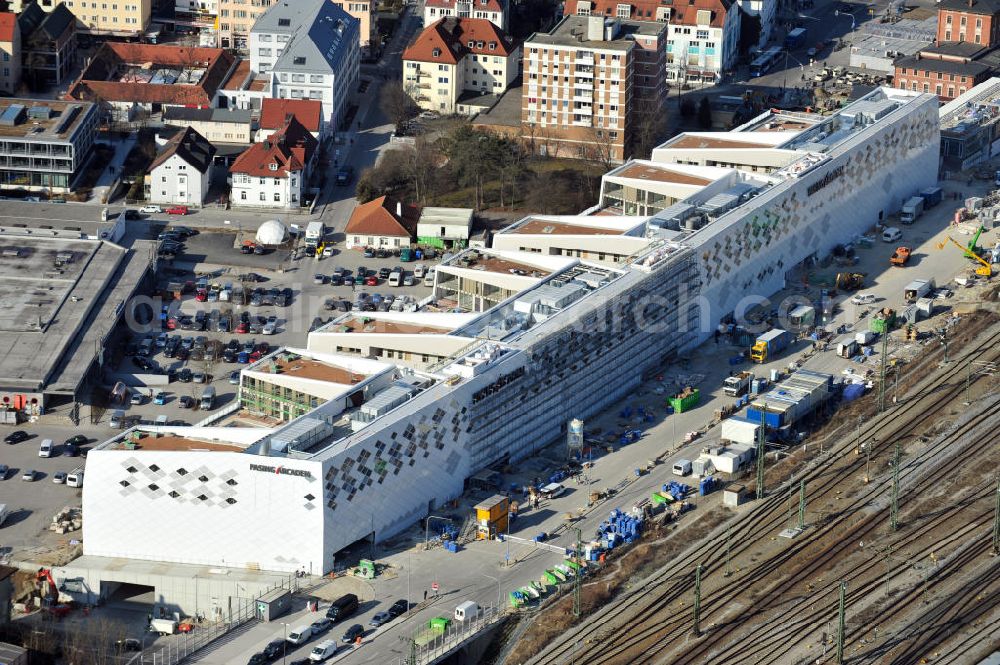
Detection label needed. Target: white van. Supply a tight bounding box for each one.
[423,267,436,287]
[66,468,84,488]
[38,439,53,458]
[882,227,902,243]
[454,601,481,622]
[539,482,564,500]
[388,270,402,287]
[414,263,427,279]
[309,640,337,661]
[287,624,313,645]
[672,459,693,476]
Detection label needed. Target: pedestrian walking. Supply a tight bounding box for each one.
[423,589,427,601]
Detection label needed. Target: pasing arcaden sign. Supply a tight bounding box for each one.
[249,463,314,480]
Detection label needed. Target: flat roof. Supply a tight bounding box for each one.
[472,84,523,128]
[665,135,773,150]
[615,163,714,185]
[447,252,553,277]
[335,317,453,335]
[0,99,93,140]
[265,355,369,384]
[108,434,246,452]
[528,15,659,50]
[0,235,140,393]
[512,219,628,236]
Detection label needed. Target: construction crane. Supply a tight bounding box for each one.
[938,236,992,278]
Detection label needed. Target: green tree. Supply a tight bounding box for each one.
[380,82,418,134]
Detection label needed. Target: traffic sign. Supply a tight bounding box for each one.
[431,582,439,591]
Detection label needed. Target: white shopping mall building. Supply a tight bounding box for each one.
[80,88,940,611]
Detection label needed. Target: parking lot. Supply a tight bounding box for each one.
[0,423,95,555]
[113,228,444,427]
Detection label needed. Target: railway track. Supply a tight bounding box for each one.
[526,320,1000,665]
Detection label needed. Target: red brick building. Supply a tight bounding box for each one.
[894,43,993,101]
[936,0,1000,47]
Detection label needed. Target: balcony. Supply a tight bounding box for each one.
[577,56,594,67]
[575,66,594,76]
[573,90,593,102]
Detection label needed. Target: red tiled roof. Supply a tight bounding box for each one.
[577,0,731,26]
[425,0,503,12]
[260,98,323,133]
[230,117,317,178]
[403,17,514,64]
[221,59,251,91]
[65,43,237,107]
[345,196,420,238]
[0,13,16,43]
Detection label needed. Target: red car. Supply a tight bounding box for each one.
[236,322,249,334]
[248,350,262,363]
[365,275,378,286]
[165,206,189,215]
[166,317,178,330]
[195,289,207,302]
[255,342,270,354]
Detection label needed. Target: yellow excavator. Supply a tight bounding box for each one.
[937,236,992,278]
[835,272,865,290]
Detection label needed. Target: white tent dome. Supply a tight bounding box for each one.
[255,220,288,245]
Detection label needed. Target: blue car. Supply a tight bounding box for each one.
[237,351,250,364]
[153,391,167,405]
[62,444,79,457]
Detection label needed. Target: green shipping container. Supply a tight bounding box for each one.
[870,313,896,334]
[669,388,701,413]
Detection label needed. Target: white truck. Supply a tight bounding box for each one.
[149,618,177,636]
[899,196,924,224]
[904,278,935,303]
[305,222,325,249]
[722,371,753,397]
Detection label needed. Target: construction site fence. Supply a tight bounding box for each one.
[409,603,505,664]
[139,576,303,665]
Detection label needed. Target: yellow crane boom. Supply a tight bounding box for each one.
[937,236,992,277]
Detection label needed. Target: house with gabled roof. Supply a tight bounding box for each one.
[147,127,217,206]
[345,196,420,249]
[402,17,519,115]
[229,116,317,210]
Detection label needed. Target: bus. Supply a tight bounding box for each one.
[750,47,782,78]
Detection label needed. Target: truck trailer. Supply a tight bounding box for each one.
[785,27,807,49]
[723,371,753,397]
[903,278,935,302]
[720,417,761,445]
[750,329,791,363]
[920,186,942,208]
[304,222,325,248]
[899,196,924,224]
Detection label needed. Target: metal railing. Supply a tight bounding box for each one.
[409,604,506,664]
[139,577,302,665]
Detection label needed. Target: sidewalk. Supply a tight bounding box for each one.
[91,133,137,205]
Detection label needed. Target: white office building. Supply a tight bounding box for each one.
[81,88,939,607]
[249,0,360,131]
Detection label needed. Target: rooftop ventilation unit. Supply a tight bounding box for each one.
[0,104,26,126]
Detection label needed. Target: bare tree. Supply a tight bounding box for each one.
[380,82,419,134]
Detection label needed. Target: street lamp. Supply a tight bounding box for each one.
[782,49,805,91]
[279,623,291,665]
[424,515,452,550]
[834,9,857,32]
[481,573,502,612]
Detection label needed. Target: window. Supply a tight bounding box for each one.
[161,176,166,182]
[292,74,305,82]
[241,191,247,200]
[293,56,306,65]
[260,192,266,201]
[310,74,323,83]
[274,193,281,201]
[278,17,290,26]
[260,34,272,41]
[258,48,272,57]
[269,163,278,171]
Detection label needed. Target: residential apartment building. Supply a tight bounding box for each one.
[403,17,519,115]
[332,0,376,54]
[230,116,316,209]
[258,98,324,141]
[523,16,666,162]
[0,15,20,96]
[894,43,995,101]
[218,0,372,53]
[147,127,216,206]
[175,0,218,25]
[249,0,359,131]
[0,98,98,191]
[36,0,151,36]
[18,3,75,89]
[936,0,1000,48]
[217,0,271,50]
[424,0,507,32]
[162,107,253,144]
[569,0,737,84]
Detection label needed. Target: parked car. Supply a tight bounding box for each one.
[65,435,87,446]
[368,611,392,627]
[53,471,67,484]
[179,396,194,409]
[153,392,167,405]
[311,618,333,634]
[335,167,354,185]
[314,273,326,285]
[178,369,193,383]
[388,599,409,618]
[139,205,162,214]
[62,444,79,457]
[192,372,206,384]
[262,321,277,335]
[229,371,240,385]
[341,624,364,643]
[4,430,28,445]
[165,205,189,215]
[263,639,286,660]
[0,464,7,479]
[21,469,36,482]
